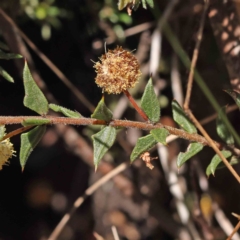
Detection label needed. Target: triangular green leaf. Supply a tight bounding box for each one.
[92,126,116,169]
[172,100,197,133]
[20,125,46,170]
[177,142,204,167]
[0,125,6,140]
[118,0,130,10]
[0,66,14,83]
[146,0,154,8]
[130,134,157,162]
[91,97,113,121]
[225,89,240,109]
[0,49,22,60]
[216,107,234,145]
[49,103,81,118]
[22,118,51,126]
[23,61,49,115]
[142,0,147,8]
[213,155,240,171]
[206,150,232,177]
[141,78,160,123]
[150,128,169,145]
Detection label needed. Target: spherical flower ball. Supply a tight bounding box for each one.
[94,46,142,94]
[0,138,15,170]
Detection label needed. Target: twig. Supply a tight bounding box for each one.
[48,162,127,240]
[111,226,120,240]
[184,0,209,110]
[0,125,34,141]
[0,115,222,148]
[123,90,149,121]
[227,221,240,240]
[185,110,240,183]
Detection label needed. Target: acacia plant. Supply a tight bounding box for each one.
[1,0,240,239]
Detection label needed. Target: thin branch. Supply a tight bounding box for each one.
[185,110,240,183]
[0,125,34,141]
[111,226,120,240]
[227,221,240,240]
[48,162,127,240]
[184,0,209,110]
[123,90,149,121]
[0,115,221,148]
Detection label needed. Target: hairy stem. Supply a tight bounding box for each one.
[0,115,221,148]
[123,90,149,121]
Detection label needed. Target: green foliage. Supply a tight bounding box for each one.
[0,48,22,83]
[92,126,116,169]
[20,125,46,171]
[23,62,49,115]
[177,142,204,167]
[141,78,160,123]
[206,151,232,177]
[172,100,197,134]
[0,66,14,83]
[91,97,113,121]
[130,134,157,162]
[118,0,153,11]
[216,107,234,145]
[20,0,71,40]
[225,89,240,109]
[22,118,51,126]
[49,103,81,118]
[150,128,169,145]
[0,49,22,60]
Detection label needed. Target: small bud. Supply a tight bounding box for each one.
[94,46,141,94]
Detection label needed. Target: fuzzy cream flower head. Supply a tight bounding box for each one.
[94,46,141,94]
[0,125,15,170]
[0,138,15,170]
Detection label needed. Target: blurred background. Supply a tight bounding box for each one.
[0,0,240,239]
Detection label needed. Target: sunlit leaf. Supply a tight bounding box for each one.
[91,97,113,121]
[20,125,46,171]
[118,0,130,10]
[49,103,81,118]
[146,0,154,8]
[225,89,240,109]
[172,100,197,133]
[22,118,51,126]
[141,78,160,123]
[0,49,22,60]
[92,126,116,169]
[216,107,234,145]
[130,134,157,162]
[142,0,147,8]
[177,142,204,167]
[23,61,49,115]
[206,151,232,177]
[0,66,14,83]
[150,128,169,145]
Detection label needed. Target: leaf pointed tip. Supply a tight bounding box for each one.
[95,165,98,172]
